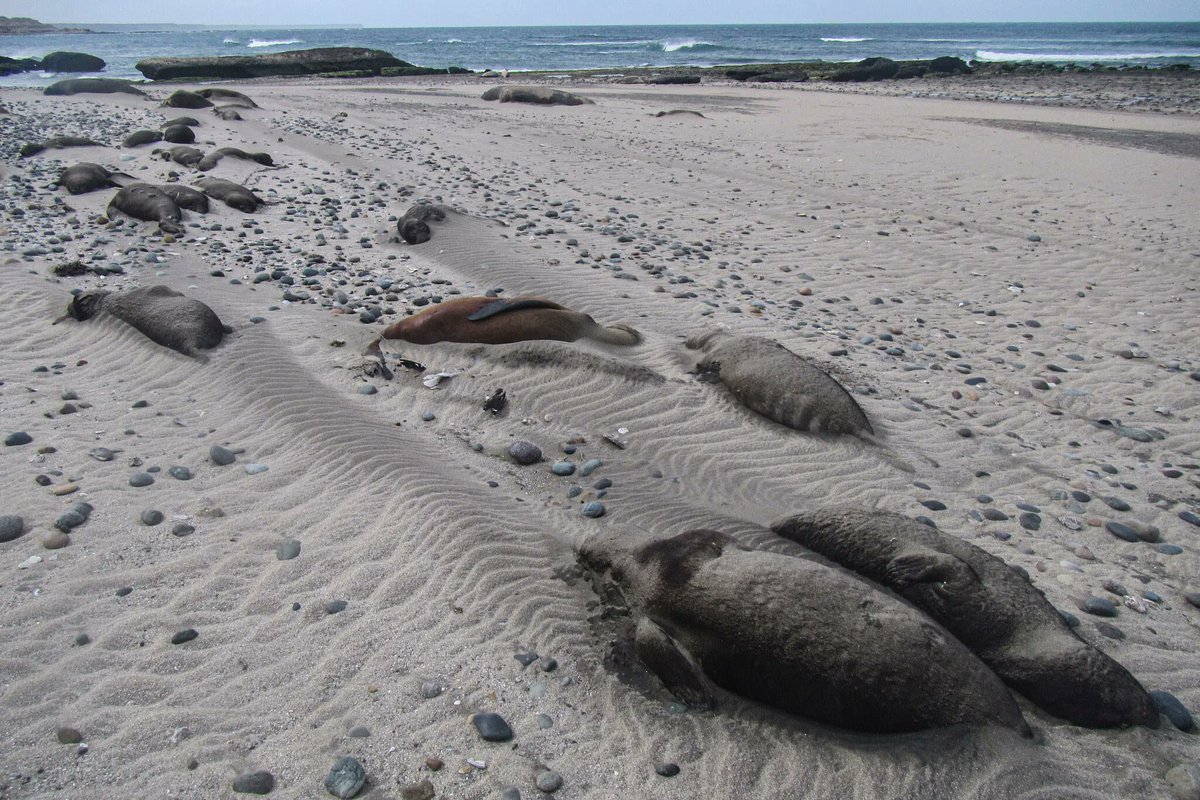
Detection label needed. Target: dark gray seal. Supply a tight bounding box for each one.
[770,510,1160,729]
[161,90,213,109]
[481,86,593,106]
[43,78,145,96]
[161,116,200,128]
[59,163,130,195]
[196,88,259,108]
[156,184,209,213]
[194,177,265,212]
[154,145,204,168]
[19,136,104,158]
[578,528,1030,735]
[58,285,226,357]
[686,329,873,436]
[122,129,163,147]
[397,204,448,244]
[161,124,195,144]
[106,183,184,235]
[195,147,274,172]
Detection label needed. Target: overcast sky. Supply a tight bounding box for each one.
[14,0,1198,27]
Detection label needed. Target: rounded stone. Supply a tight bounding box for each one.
[55,510,85,531]
[172,523,195,537]
[472,712,513,742]
[655,763,681,777]
[551,461,576,476]
[507,440,542,465]
[1105,521,1139,542]
[244,463,269,475]
[420,411,435,422]
[232,770,275,795]
[4,431,32,447]
[579,458,603,477]
[277,539,302,560]
[1080,596,1118,617]
[535,770,563,793]
[171,628,199,644]
[42,531,70,550]
[324,756,367,799]
[0,515,26,542]
[210,445,237,466]
[1159,544,1184,555]
[325,600,348,614]
[129,472,155,487]
[168,465,193,480]
[140,509,164,526]
[56,727,83,744]
[1018,512,1041,531]
[581,501,605,518]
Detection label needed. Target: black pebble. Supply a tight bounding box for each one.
[1150,690,1196,732]
[232,770,275,795]
[326,600,348,614]
[472,712,514,742]
[1105,521,1139,542]
[1018,512,1041,531]
[655,763,681,777]
[920,499,947,511]
[171,628,199,644]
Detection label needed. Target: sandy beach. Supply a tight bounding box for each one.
[1,70,1199,799]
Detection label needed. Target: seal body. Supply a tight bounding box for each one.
[161,124,195,144]
[156,184,209,213]
[162,90,212,109]
[59,163,127,195]
[65,285,225,357]
[19,136,104,158]
[397,204,448,244]
[196,87,259,108]
[379,296,640,346]
[155,145,204,168]
[122,129,163,147]
[195,177,264,212]
[43,78,145,96]
[686,330,873,436]
[107,183,184,235]
[578,528,1030,735]
[213,107,243,121]
[196,147,273,172]
[771,510,1159,728]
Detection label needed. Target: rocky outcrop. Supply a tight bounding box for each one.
[41,52,106,72]
[0,16,88,35]
[481,86,593,106]
[828,57,900,82]
[136,47,440,81]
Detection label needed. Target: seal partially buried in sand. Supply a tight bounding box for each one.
[770,510,1160,728]
[578,528,1031,735]
[686,329,873,436]
[56,285,227,358]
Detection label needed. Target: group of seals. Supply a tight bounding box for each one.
[578,528,1031,735]
[56,285,227,357]
[770,510,1159,729]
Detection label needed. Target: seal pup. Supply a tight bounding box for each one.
[19,136,105,158]
[213,106,243,121]
[196,147,274,172]
[56,285,227,357]
[578,528,1031,735]
[379,296,641,347]
[155,145,204,168]
[122,129,163,147]
[194,177,265,213]
[161,90,213,109]
[397,204,448,244]
[686,329,873,436]
[196,87,260,108]
[58,163,131,195]
[106,183,184,235]
[770,509,1160,728]
[161,116,200,128]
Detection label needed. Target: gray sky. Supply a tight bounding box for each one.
[15,0,1199,26]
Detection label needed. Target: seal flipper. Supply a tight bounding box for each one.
[885,552,964,585]
[467,298,564,321]
[635,616,717,710]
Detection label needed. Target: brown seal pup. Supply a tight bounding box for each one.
[58,163,131,195]
[106,183,184,235]
[161,90,212,109]
[161,116,200,128]
[686,329,873,436]
[578,528,1031,735]
[194,177,265,213]
[770,510,1160,729]
[379,296,641,347]
[57,285,227,357]
[212,106,243,121]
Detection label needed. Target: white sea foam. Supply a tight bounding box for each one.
[662,39,721,52]
[223,38,240,45]
[248,38,303,48]
[820,37,873,43]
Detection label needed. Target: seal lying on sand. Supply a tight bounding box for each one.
[578,528,1031,735]
[397,204,448,244]
[196,147,274,172]
[106,183,184,235]
[686,330,873,436]
[155,145,204,168]
[43,78,146,97]
[161,124,195,144]
[194,177,265,212]
[122,129,163,147]
[196,87,259,108]
[213,107,243,121]
[59,163,131,195]
[380,296,641,347]
[19,136,105,158]
[770,510,1160,728]
[156,184,209,213]
[56,285,227,357]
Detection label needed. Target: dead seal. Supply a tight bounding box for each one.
[195,87,259,108]
[212,106,243,121]
[196,147,274,172]
[56,285,227,357]
[161,124,195,144]
[686,329,873,436]
[43,78,145,97]
[194,177,265,212]
[19,136,105,158]
[161,116,200,128]
[578,528,1031,735]
[156,184,209,213]
[106,183,184,235]
[58,163,131,195]
[161,90,213,109]
[154,145,204,168]
[770,509,1160,728]
[481,86,593,105]
[122,129,163,147]
[396,204,448,244]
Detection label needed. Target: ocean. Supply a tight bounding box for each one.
[2,21,1199,86]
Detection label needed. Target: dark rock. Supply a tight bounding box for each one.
[472,712,514,741]
[42,52,106,72]
[648,74,701,84]
[1018,512,1041,531]
[1150,690,1195,732]
[919,499,947,511]
[326,600,348,614]
[232,770,275,794]
[1105,521,1140,542]
[5,431,32,446]
[140,509,164,526]
[1179,510,1200,528]
[655,763,681,777]
[171,628,199,644]
[210,445,237,465]
[138,47,423,81]
[171,523,194,536]
[278,539,301,560]
[982,508,1009,521]
[0,515,25,542]
[535,771,563,793]
[168,465,193,480]
[829,57,900,82]
[323,756,367,799]
[507,440,542,465]
[129,472,155,487]
[1080,596,1118,617]
[56,727,83,744]
[1102,496,1132,512]
[1093,622,1124,640]
[928,56,972,74]
[1185,593,1200,609]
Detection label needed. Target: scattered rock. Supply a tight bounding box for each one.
[507,441,542,465]
[1151,690,1196,732]
[535,771,563,793]
[5,431,32,447]
[56,727,83,744]
[324,756,367,799]
[472,712,514,742]
[232,771,275,795]
[0,515,25,542]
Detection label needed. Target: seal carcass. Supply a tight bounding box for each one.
[60,285,226,357]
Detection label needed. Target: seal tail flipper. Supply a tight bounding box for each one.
[466,297,565,321]
[635,616,716,710]
[885,553,964,585]
[363,337,394,381]
[592,323,642,346]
